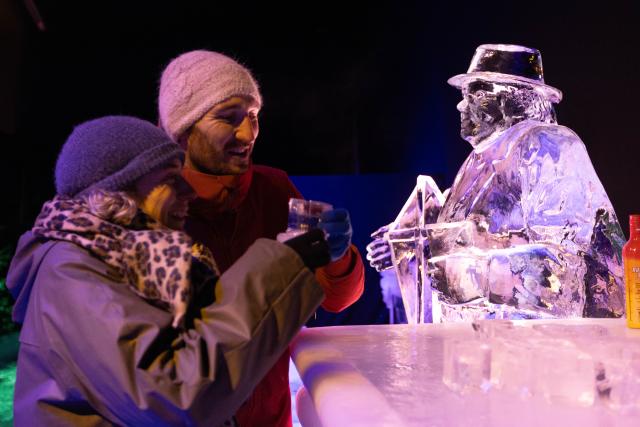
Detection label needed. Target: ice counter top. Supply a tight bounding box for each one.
[291,319,640,427]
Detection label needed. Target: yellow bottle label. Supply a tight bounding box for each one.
[624,259,640,328]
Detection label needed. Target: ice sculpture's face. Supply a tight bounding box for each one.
[458,81,504,146]
[457,80,557,147]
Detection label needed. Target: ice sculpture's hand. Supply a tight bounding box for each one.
[318,208,353,261]
[366,224,393,272]
[284,228,331,272]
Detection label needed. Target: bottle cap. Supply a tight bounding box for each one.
[631,215,640,229]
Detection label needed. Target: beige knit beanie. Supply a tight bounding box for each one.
[158,50,262,142]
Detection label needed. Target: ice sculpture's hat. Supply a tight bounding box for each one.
[448,44,562,103]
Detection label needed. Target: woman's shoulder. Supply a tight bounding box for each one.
[45,239,106,266]
[39,240,125,291]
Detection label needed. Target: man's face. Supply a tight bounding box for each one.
[184,96,260,175]
[457,80,504,146]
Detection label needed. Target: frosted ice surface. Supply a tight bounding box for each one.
[293,320,640,426]
[441,321,639,410]
[442,338,491,394]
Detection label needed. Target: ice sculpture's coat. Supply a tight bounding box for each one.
[435,119,625,317]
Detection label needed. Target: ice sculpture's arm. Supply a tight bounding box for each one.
[366,182,422,272]
[366,176,447,272]
[366,223,394,272]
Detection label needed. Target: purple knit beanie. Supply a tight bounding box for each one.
[158,50,262,141]
[55,116,184,197]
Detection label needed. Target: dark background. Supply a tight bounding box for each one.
[1,0,639,324]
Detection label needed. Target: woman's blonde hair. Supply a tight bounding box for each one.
[83,189,138,225]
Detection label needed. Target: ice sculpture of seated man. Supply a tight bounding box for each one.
[367,44,625,322]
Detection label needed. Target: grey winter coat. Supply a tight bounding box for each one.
[7,232,324,426]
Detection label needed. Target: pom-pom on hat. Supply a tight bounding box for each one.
[158,50,262,142]
[55,116,184,197]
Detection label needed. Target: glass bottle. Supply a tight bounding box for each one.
[623,214,640,328]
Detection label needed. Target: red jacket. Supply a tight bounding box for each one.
[184,164,365,427]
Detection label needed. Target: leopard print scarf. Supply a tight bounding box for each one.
[32,195,219,328]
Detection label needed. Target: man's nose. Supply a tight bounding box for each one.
[235,116,258,143]
[456,99,467,113]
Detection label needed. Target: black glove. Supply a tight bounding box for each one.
[284,228,331,271]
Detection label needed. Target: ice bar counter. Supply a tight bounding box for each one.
[292,319,640,427]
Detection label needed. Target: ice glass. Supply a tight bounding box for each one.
[490,338,536,398]
[531,337,595,406]
[486,326,544,399]
[442,337,492,395]
[532,323,628,407]
[595,339,640,412]
[277,198,333,242]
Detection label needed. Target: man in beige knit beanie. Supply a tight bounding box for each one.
[158,49,366,427]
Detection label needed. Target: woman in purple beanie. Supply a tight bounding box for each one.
[6,115,330,426]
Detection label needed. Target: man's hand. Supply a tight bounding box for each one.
[366,224,393,272]
[318,208,353,261]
